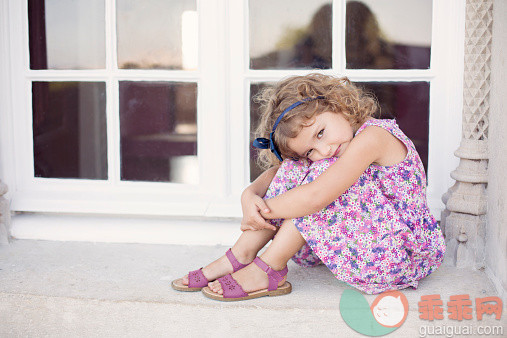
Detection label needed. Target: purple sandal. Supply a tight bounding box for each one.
[201,256,292,301]
[172,248,249,292]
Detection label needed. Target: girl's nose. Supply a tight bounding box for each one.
[317,144,332,158]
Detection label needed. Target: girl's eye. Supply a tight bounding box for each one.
[317,129,324,138]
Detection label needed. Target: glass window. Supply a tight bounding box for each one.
[32,82,107,179]
[346,0,432,69]
[357,82,430,170]
[249,0,332,70]
[119,81,198,184]
[28,0,105,69]
[249,1,433,181]
[117,0,197,70]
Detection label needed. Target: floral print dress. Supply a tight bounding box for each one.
[263,119,445,294]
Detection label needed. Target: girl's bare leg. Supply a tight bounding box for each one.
[208,218,306,294]
[181,227,277,285]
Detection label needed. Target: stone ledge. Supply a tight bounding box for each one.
[0,240,504,336]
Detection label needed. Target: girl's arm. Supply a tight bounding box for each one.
[260,127,387,220]
[240,165,280,231]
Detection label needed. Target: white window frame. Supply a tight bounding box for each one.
[1,0,237,217]
[227,0,465,218]
[0,0,465,219]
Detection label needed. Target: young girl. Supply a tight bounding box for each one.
[172,73,445,300]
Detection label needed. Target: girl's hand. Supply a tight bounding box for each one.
[240,191,277,231]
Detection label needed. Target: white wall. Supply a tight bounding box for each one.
[486,0,507,299]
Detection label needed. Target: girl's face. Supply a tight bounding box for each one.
[287,111,354,162]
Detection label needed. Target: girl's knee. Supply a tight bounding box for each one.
[302,157,339,184]
[278,158,312,179]
[310,157,339,171]
[264,158,311,199]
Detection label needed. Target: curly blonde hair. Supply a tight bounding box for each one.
[254,73,378,169]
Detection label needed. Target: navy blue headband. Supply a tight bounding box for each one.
[253,96,325,161]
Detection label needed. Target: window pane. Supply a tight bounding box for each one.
[28,0,105,69]
[119,81,198,184]
[249,81,430,181]
[117,0,197,70]
[346,0,432,69]
[32,82,107,179]
[249,1,332,70]
[357,81,430,170]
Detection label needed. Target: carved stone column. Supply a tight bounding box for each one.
[0,180,10,245]
[441,0,493,269]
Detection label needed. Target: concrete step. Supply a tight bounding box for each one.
[0,240,505,337]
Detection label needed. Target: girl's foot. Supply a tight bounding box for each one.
[180,249,253,286]
[207,260,286,295]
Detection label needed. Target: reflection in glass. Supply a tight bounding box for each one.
[32,82,107,179]
[346,0,432,69]
[117,0,197,70]
[119,81,198,184]
[249,81,430,181]
[249,83,272,182]
[249,1,332,70]
[28,0,105,69]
